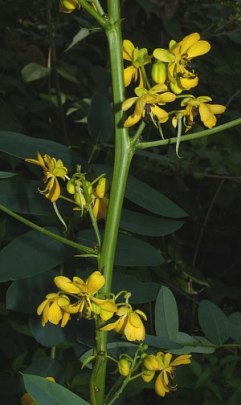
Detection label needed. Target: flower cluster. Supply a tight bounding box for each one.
[37,271,146,342]
[25,154,109,220]
[122,33,226,131]
[115,347,191,398]
[142,352,191,397]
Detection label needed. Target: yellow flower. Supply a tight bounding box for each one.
[37,292,71,327]
[123,40,152,87]
[180,96,226,130]
[54,271,117,320]
[153,33,211,93]
[122,84,176,127]
[101,305,146,341]
[25,153,68,202]
[92,178,109,220]
[142,352,191,397]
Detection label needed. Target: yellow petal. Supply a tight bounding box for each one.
[153,48,174,63]
[124,66,138,87]
[199,102,211,122]
[54,276,81,294]
[123,39,135,61]
[45,178,61,202]
[37,299,48,315]
[60,311,70,327]
[95,178,107,199]
[207,104,226,114]
[124,112,142,127]
[186,40,211,58]
[124,316,145,341]
[143,355,160,371]
[179,75,199,90]
[86,271,105,294]
[151,105,169,124]
[155,371,170,397]
[142,369,155,383]
[203,115,217,128]
[171,354,192,366]
[122,97,138,111]
[100,319,119,331]
[48,301,63,325]
[180,32,200,54]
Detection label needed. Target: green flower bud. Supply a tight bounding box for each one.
[151,61,167,84]
[66,180,75,195]
[118,358,131,377]
[74,192,86,207]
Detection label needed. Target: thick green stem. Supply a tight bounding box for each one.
[90,1,133,404]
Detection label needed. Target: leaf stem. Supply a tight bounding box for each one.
[0,203,95,255]
[137,118,241,149]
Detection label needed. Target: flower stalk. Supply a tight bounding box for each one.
[89,1,134,404]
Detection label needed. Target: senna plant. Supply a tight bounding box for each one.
[1,1,241,405]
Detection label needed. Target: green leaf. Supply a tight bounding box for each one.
[0,228,69,281]
[172,332,215,354]
[78,230,165,267]
[65,28,90,51]
[6,270,58,314]
[229,312,241,342]
[120,208,184,236]
[21,63,50,82]
[125,175,188,218]
[57,66,80,84]
[0,179,53,215]
[198,300,230,344]
[112,272,160,303]
[144,334,181,350]
[0,131,82,167]
[88,93,114,143]
[23,374,90,405]
[0,171,16,179]
[23,357,63,378]
[29,317,67,347]
[155,286,179,340]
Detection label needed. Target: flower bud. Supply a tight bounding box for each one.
[66,180,75,195]
[151,61,166,84]
[95,178,108,199]
[74,192,86,207]
[143,354,160,371]
[118,359,131,377]
[141,369,155,383]
[60,0,80,13]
